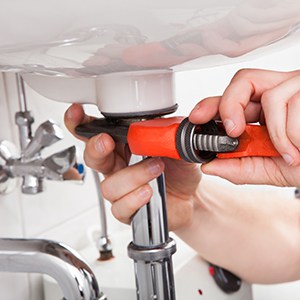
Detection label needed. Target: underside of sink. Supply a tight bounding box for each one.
[1,0,299,77]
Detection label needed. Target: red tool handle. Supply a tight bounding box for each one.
[127,117,184,160]
[217,124,280,159]
[128,119,280,161]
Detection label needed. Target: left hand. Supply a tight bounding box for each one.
[64,104,202,230]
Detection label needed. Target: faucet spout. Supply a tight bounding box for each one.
[0,238,106,300]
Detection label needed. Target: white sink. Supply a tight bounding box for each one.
[1,0,300,76]
[1,1,300,114]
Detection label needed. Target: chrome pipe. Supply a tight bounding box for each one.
[15,73,38,193]
[128,155,176,300]
[16,73,28,113]
[0,238,106,300]
[15,73,33,151]
[93,170,108,239]
[92,170,113,260]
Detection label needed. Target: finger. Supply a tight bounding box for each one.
[100,158,164,203]
[218,69,298,137]
[261,76,300,166]
[219,77,254,137]
[64,104,95,142]
[201,157,286,186]
[189,97,221,124]
[110,184,153,224]
[287,90,300,161]
[189,97,262,124]
[244,101,262,123]
[83,133,118,175]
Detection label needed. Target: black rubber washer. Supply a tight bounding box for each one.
[102,104,178,119]
[176,118,218,163]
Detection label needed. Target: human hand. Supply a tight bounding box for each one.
[189,68,300,187]
[64,104,201,230]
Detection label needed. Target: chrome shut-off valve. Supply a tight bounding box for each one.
[0,117,85,195]
[0,74,84,195]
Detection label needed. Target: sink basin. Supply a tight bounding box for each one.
[1,0,300,76]
[1,0,300,115]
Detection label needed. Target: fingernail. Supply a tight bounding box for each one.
[137,187,151,200]
[282,153,294,166]
[223,119,236,134]
[95,134,105,153]
[148,158,163,176]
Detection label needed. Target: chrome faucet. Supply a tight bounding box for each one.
[1,117,84,194]
[0,238,106,300]
[0,73,85,195]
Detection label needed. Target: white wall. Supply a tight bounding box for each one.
[0,73,127,300]
[0,41,300,299]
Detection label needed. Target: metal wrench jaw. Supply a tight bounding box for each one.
[75,118,131,143]
[176,118,239,163]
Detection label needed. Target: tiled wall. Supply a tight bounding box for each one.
[0,42,300,300]
[0,73,125,300]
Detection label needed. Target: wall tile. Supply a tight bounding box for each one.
[0,73,30,300]
[0,274,30,300]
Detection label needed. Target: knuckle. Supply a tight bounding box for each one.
[287,128,300,147]
[287,93,300,146]
[261,90,275,106]
[127,198,140,212]
[268,128,283,144]
[83,149,93,169]
[144,184,153,198]
[289,92,300,106]
[100,180,113,201]
[111,205,122,222]
[232,68,253,80]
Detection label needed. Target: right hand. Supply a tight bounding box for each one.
[189,68,300,187]
[64,104,202,230]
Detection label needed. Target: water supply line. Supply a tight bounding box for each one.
[92,170,113,260]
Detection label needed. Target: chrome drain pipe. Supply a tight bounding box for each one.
[128,155,176,300]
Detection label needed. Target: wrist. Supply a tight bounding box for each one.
[175,177,300,283]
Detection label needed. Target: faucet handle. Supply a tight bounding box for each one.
[43,146,76,180]
[22,120,64,160]
[43,145,85,182]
